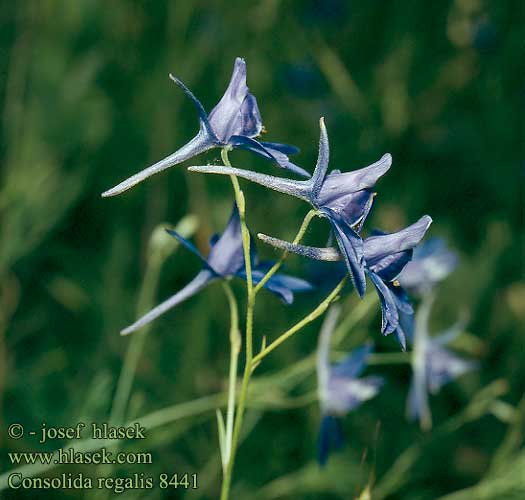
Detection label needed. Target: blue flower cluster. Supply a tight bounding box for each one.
[103,57,477,465]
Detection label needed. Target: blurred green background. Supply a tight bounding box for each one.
[1,0,523,499]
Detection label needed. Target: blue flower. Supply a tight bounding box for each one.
[407,296,478,430]
[190,118,391,296]
[398,238,458,297]
[121,205,313,335]
[317,306,383,465]
[257,216,432,349]
[102,57,307,197]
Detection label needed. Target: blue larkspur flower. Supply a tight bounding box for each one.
[121,205,313,335]
[257,216,432,349]
[407,295,478,430]
[190,118,392,296]
[102,57,307,197]
[398,238,458,297]
[317,306,383,465]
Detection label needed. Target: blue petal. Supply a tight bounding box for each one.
[325,210,366,297]
[317,415,345,466]
[168,73,216,138]
[364,216,433,265]
[368,249,413,282]
[331,343,373,379]
[237,267,313,304]
[258,142,310,178]
[165,228,210,269]
[207,205,246,276]
[426,344,478,393]
[230,135,309,177]
[259,141,300,155]
[398,309,415,345]
[121,270,215,335]
[208,57,249,142]
[239,93,263,137]
[399,238,458,296]
[321,189,376,231]
[367,270,399,335]
[316,153,391,208]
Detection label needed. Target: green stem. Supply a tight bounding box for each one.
[253,277,347,365]
[254,209,318,296]
[367,352,411,365]
[221,282,240,467]
[220,148,255,500]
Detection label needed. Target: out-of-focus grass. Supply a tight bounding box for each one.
[1,1,523,499]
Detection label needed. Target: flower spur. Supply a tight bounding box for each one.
[189,118,392,297]
[258,215,433,349]
[121,205,313,335]
[102,57,308,197]
[317,306,383,465]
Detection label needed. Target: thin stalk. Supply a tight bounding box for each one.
[254,209,318,295]
[220,148,255,500]
[411,293,435,431]
[221,282,241,467]
[253,277,347,365]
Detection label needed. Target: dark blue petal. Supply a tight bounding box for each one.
[317,415,345,466]
[259,141,300,155]
[165,228,210,268]
[209,233,220,247]
[331,343,373,379]
[392,286,413,315]
[325,210,366,297]
[168,73,216,138]
[367,270,399,335]
[321,189,376,231]
[258,143,310,178]
[398,309,415,345]
[230,135,309,178]
[368,249,413,282]
[121,270,215,335]
[237,267,313,304]
[239,93,263,138]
